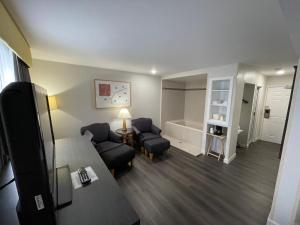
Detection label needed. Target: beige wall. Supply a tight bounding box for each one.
[0,1,31,66]
[30,59,161,139]
[184,80,206,123]
[161,80,185,132]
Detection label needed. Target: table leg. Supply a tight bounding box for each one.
[207,136,212,155]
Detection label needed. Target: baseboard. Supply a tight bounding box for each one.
[223,153,236,164]
[267,218,281,225]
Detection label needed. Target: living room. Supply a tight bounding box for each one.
[1,1,300,225]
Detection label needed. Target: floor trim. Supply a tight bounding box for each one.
[224,152,236,164]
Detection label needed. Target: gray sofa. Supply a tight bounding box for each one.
[80,123,135,176]
[132,118,170,160]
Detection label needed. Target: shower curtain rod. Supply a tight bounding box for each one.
[162,87,207,91]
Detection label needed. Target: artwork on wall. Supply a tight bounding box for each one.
[94,80,131,108]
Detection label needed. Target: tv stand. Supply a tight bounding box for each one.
[56,165,72,209]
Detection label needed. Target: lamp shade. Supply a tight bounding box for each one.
[118,108,131,119]
[48,95,58,110]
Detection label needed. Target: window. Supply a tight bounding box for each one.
[0,41,16,91]
[0,40,16,170]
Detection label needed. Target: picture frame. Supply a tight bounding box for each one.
[94,79,131,109]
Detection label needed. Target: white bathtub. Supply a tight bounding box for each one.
[163,120,204,156]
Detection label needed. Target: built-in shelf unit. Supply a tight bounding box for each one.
[207,77,233,127]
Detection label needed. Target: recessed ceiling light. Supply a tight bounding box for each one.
[151,68,157,75]
[276,69,285,75]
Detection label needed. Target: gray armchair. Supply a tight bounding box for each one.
[80,123,135,175]
[131,118,161,147]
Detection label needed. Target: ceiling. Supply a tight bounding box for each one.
[2,0,297,76]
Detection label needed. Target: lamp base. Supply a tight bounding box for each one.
[122,119,127,132]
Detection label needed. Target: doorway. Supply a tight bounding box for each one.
[261,86,291,144]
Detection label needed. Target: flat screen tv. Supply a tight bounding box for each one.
[0,82,57,225]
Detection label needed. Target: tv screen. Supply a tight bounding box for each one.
[0,82,57,225]
[33,85,55,201]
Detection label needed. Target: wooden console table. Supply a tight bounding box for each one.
[0,136,140,225]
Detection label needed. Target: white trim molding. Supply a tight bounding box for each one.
[223,152,236,164]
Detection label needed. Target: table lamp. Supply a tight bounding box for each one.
[48,95,58,110]
[118,108,131,131]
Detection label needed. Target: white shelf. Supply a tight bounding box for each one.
[211,103,228,107]
[212,89,229,91]
[207,119,228,127]
[207,77,233,127]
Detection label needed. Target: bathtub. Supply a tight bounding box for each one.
[163,120,204,156]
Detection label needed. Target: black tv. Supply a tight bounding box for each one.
[0,82,57,225]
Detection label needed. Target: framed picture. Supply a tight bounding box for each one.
[94,80,131,108]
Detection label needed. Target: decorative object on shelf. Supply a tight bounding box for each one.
[214,126,223,135]
[48,95,58,110]
[209,127,214,134]
[219,115,225,121]
[94,80,131,108]
[212,114,220,120]
[118,108,132,131]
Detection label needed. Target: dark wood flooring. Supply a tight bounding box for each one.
[117,141,280,225]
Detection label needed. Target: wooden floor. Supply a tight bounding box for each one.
[117,141,280,225]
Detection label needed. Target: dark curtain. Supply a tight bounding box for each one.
[13,54,31,82]
[0,55,31,170]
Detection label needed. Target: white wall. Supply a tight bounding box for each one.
[267,59,299,225]
[243,69,266,141]
[30,59,161,139]
[266,74,293,87]
[238,83,255,147]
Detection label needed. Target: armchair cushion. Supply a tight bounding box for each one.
[80,123,110,143]
[100,145,135,169]
[139,132,160,143]
[95,141,122,154]
[151,124,161,135]
[109,131,122,143]
[131,118,152,133]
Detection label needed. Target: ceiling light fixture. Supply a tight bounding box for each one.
[151,68,157,75]
[276,69,285,75]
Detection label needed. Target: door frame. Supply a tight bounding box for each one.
[279,66,297,158]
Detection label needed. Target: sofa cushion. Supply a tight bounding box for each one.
[100,145,135,169]
[95,141,122,154]
[144,137,170,155]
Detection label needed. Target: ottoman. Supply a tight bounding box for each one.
[144,137,170,160]
[97,144,135,176]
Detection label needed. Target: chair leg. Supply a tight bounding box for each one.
[110,169,115,177]
[144,149,148,156]
[149,153,154,161]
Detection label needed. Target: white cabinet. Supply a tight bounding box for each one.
[207,77,233,127]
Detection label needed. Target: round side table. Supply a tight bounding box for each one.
[115,128,133,146]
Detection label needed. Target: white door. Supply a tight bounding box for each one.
[262,86,291,144]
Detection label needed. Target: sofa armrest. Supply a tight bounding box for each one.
[132,126,141,136]
[109,131,122,143]
[151,124,161,135]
